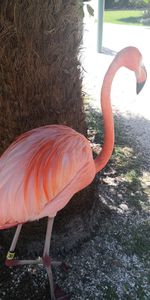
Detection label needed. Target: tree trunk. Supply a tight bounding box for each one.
[0,0,86,155]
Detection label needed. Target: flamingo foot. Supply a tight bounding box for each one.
[54,284,70,300]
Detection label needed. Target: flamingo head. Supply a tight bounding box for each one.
[117,46,147,94]
[136,63,147,94]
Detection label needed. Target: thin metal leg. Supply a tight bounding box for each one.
[6,224,22,263]
[10,224,22,252]
[43,217,54,257]
[5,219,69,299]
[42,217,56,300]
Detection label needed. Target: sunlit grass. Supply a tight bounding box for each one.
[104,10,144,26]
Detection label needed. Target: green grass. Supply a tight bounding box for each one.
[104,10,144,26]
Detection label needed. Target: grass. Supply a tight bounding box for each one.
[104,10,144,26]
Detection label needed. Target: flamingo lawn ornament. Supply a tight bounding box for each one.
[0,47,147,299]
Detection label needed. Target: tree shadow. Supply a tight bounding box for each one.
[118,16,142,24]
[85,104,150,211]
[48,107,150,254]
[0,105,150,300]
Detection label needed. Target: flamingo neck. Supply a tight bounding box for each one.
[94,58,121,173]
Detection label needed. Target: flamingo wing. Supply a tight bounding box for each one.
[0,125,96,229]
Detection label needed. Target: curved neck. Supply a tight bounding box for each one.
[94,57,121,173]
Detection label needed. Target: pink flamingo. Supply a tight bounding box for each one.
[0,47,147,299]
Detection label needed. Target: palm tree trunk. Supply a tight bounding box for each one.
[0,0,86,155]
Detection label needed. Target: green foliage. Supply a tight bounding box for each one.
[78,0,94,17]
[105,0,116,9]
[143,0,150,4]
[143,0,150,17]
[86,4,94,16]
[105,0,149,9]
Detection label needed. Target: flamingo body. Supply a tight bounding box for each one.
[0,125,96,229]
[0,47,147,230]
[0,47,147,299]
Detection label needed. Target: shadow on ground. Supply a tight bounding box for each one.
[0,106,150,299]
[118,16,142,24]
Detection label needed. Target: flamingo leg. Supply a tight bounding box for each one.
[5,224,22,265]
[42,218,70,300]
[5,218,70,299]
[42,217,56,300]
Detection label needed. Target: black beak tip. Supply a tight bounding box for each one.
[136,81,146,95]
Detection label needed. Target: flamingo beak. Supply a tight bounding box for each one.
[136,65,147,94]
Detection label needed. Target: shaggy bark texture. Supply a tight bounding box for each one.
[0,0,86,154]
